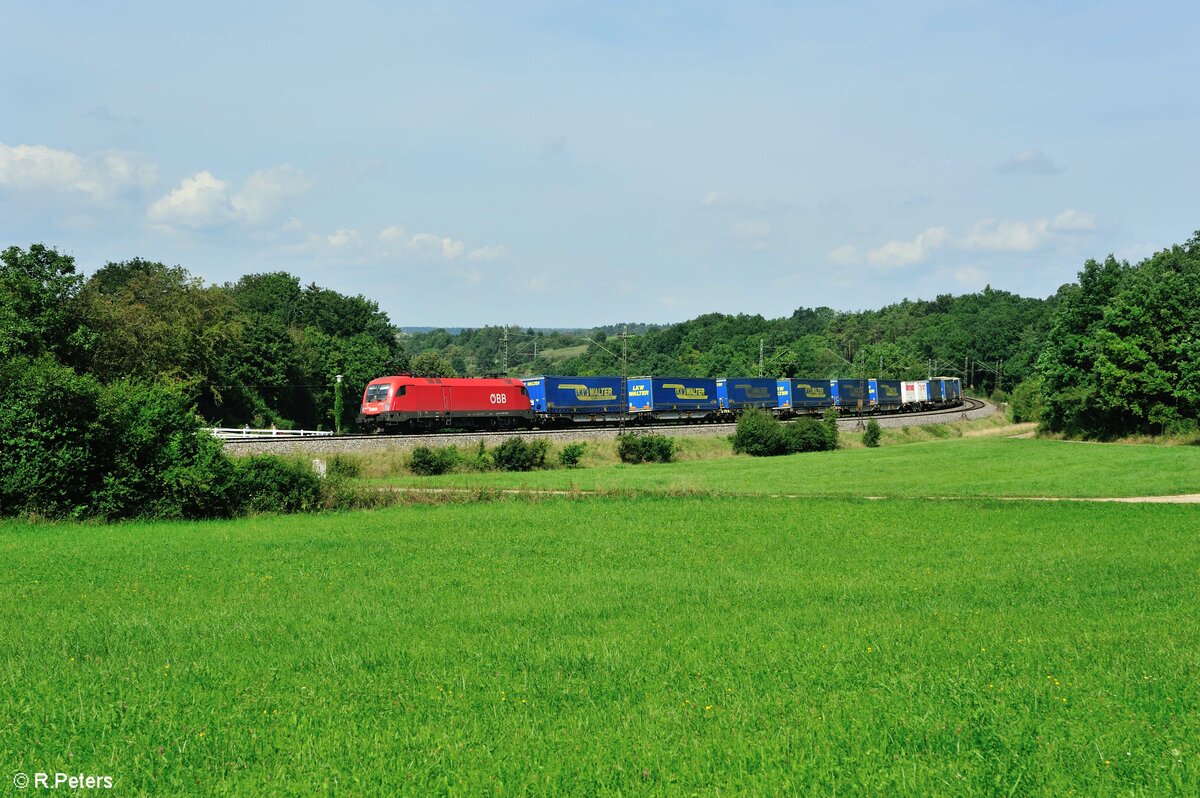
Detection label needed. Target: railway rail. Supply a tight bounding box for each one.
[221,398,992,456]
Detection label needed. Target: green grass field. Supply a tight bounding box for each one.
[4,437,1200,795]
[373,436,1200,499]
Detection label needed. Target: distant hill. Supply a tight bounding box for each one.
[399,323,658,336]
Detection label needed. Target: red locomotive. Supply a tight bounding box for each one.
[359,375,534,432]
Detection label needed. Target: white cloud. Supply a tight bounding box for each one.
[148,165,309,230]
[383,228,469,260]
[828,244,862,266]
[468,244,507,262]
[379,225,406,244]
[995,148,1061,175]
[231,165,310,225]
[326,229,360,247]
[961,209,1095,252]
[408,232,443,254]
[146,171,234,229]
[1051,208,1095,232]
[960,219,1045,252]
[0,142,156,202]
[868,226,949,268]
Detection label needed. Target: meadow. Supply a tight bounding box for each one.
[369,435,1200,500]
[3,433,1200,795]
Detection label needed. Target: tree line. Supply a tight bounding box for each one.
[0,244,405,520]
[0,246,407,431]
[2,231,1195,520]
[405,288,1053,395]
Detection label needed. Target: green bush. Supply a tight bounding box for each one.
[822,407,840,450]
[409,446,460,476]
[327,454,361,479]
[93,380,241,520]
[783,418,834,453]
[863,418,882,448]
[465,440,493,471]
[0,358,242,520]
[0,356,102,518]
[732,409,787,456]
[235,456,323,514]
[731,409,837,457]
[492,437,549,471]
[617,433,676,464]
[558,442,587,468]
[1008,378,1045,424]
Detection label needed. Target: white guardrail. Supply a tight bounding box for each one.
[206,427,335,440]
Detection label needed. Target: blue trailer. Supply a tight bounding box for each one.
[788,378,835,411]
[931,376,962,404]
[833,379,873,411]
[872,379,903,411]
[717,377,779,411]
[627,376,720,419]
[522,375,626,422]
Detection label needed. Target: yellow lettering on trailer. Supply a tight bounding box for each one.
[559,384,617,401]
[663,383,709,400]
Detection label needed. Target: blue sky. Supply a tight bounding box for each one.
[2,1,1196,327]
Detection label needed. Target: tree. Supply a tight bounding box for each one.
[79,259,243,421]
[410,351,457,378]
[1038,234,1200,437]
[1036,255,1129,436]
[0,244,89,363]
[863,419,882,447]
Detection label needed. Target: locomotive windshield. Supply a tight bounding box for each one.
[365,385,391,402]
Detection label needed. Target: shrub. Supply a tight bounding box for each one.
[465,440,493,471]
[731,409,787,456]
[822,407,840,450]
[617,433,676,464]
[492,437,549,471]
[409,445,460,476]
[0,359,243,520]
[783,418,834,453]
[326,454,361,479]
[863,419,882,448]
[234,455,322,514]
[558,442,587,468]
[1008,378,1045,424]
[93,380,244,520]
[0,356,102,518]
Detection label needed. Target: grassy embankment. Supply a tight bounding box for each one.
[366,434,1200,499]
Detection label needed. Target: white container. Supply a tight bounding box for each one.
[901,380,929,404]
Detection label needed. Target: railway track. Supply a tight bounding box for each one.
[222,398,993,454]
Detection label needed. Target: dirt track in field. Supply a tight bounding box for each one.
[384,487,1200,504]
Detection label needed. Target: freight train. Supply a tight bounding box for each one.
[358,374,962,433]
